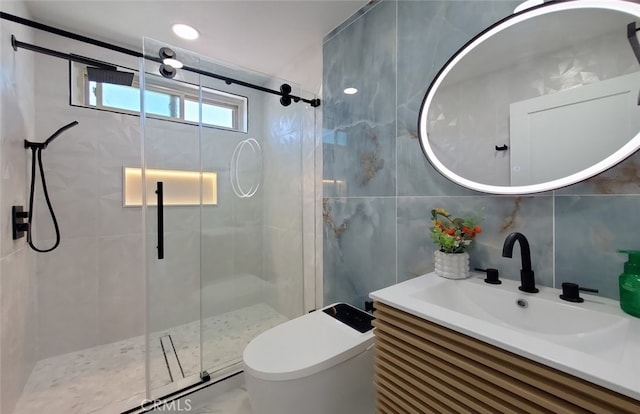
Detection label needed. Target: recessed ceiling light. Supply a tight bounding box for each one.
[172,23,199,40]
[344,87,358,95]
[163,58,184,69]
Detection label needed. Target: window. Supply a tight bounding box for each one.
[74,63,247,132]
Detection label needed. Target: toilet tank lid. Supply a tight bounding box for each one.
[242,304,375,381]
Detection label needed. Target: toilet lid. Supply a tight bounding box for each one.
[243,306,375,381]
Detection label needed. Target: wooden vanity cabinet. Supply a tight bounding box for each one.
[372,301,640,414]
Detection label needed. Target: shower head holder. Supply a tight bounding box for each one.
[24,139,47,150]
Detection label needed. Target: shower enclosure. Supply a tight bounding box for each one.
[141,38,309,403]
[4,24,313,413]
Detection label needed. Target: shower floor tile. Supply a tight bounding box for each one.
[12,303,287,414]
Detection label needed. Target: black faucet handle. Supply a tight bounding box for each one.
[560,282,599,303]
[475,267,501,285]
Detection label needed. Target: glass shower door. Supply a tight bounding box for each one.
[197,61,306,375]
[141,37,308,397]
[141,38,204,399]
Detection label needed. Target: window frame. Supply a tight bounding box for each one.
[76,63,248,132]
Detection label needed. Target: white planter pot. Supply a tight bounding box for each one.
[434,250,470,280]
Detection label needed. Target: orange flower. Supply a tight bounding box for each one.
[430,207,483,253]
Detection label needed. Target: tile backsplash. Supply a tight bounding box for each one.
[323,0,640,307]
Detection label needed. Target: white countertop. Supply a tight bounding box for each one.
[370,272,640,401]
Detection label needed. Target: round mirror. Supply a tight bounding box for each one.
[418,0,640,194]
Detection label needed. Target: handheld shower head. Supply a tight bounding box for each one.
[24,121,79,151]
[23,120,79,253]
[43,121,79,147]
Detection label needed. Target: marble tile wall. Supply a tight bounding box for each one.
[32,31,145,359]
[322,0,640,307]
[0,3,38,413]
[262,83,308,318]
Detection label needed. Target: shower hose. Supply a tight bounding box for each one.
[25,121,78,252]
[26,145,59,252]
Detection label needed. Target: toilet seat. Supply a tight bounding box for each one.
[243,305,375,381]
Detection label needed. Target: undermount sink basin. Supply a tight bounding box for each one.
[370,272,640,400]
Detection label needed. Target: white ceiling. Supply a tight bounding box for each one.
[22,0,366,92]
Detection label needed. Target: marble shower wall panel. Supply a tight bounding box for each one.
[200,128,254,301]
[396,0,520,196]
[263,227,304,319]
[303,103,320,312]
[323,0,397,198]
[97,234,144,343]
[263,95,303,232]
[262,86,305,317]
[199,86,265,306]
[1,248,36,414]
[0,9,34,258]
[323,197,396,307]
[0,5,37,413]
[145,118,201,331]
[36,237,99,358]
[144,120,200,170]
[396,196,553,285]
[555,196,640,299]
[148,227,201,332]
[32,33,146,357]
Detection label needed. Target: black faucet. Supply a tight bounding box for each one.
[502,232,538,293]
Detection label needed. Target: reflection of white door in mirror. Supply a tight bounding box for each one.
[510,71,640,186]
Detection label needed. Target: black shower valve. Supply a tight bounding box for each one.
[12,205,29,240]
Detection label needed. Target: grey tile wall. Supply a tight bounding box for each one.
[322,0,640,307]
[0,4,38,414]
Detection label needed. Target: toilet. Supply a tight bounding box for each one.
[243,303,376,414]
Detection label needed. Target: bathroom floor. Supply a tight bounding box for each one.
[191,386,253,414]
[12,303,287,414]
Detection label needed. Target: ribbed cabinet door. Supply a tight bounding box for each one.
[372,301,640,414]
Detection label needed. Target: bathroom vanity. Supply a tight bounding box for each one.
[369,273,640,413]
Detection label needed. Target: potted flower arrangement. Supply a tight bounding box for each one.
[430,208,482,279]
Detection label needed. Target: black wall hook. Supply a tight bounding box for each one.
[495,144,508,151]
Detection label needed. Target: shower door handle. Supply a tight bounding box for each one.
[156,181,164,260]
